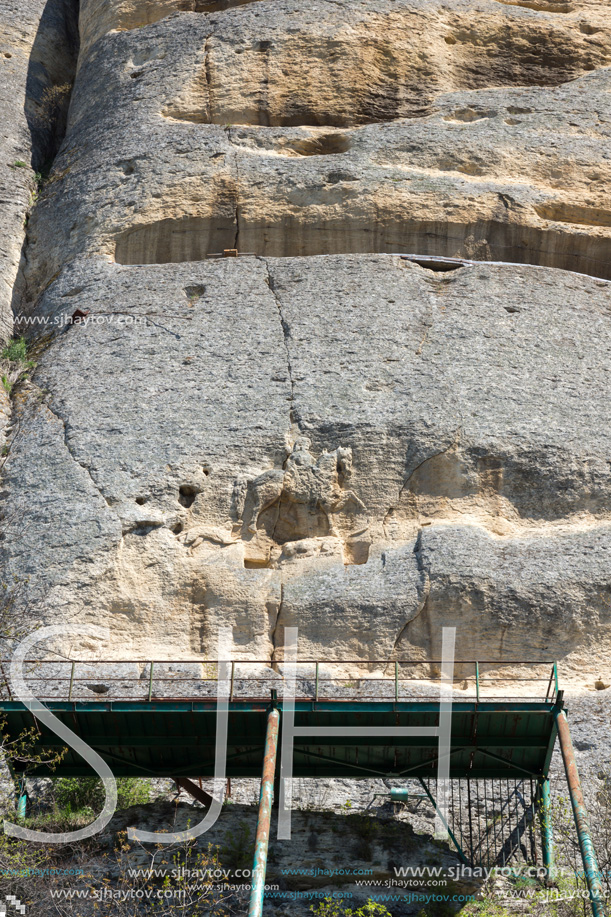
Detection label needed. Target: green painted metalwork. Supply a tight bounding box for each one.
[249,706,280,917]
[388,788,427,801]
[538,777,554,879]
[556,710,606,917]
[16,793,27,819]
[0,699,560,779]
[417,777,470,865]
[1,660,602,914]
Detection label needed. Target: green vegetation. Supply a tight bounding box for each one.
[2,336,29,363]
[1,336,36,393]
[34,82,72,128]
[457,903,510,917]
[221,819,253,870]
[311,898,393,917]
[53,776,151,816]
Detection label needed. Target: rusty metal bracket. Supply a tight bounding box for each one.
[174,777,214,808]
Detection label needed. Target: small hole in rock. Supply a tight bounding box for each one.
[172,523,184,534]
[179,485,199,508]
[4,52,12,59]
[87,683,110,695]
[185,283,206,301]
[409,257,465,272]
[286,133,351,157]
[135,496,148,505]
[132,524,157,536]
[202,466,211,476]
[504,306,521,314]
[326,170,358,184]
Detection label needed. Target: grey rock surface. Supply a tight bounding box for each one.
[0,0,610,872]
[0,0,45,342]
[1,254,610,679]
[14,0,611,308]
[0,0,79,444]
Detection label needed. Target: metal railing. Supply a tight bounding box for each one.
[0,659,560,704]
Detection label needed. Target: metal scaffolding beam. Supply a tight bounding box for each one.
[556,710,605,917]
[248,703,280,917]
[537,777,554,879]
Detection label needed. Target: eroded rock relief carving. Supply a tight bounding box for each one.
[231,439,371,568]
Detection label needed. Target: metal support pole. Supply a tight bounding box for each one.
[556,710,605,917]
[68,661,76,701]
[315,662,319,702]
[5,758,25,818]
[467,779,474,866]
[417,778,470,866]
[230,661,235,702]
[475,662,480,703]
[148,662,154,702]
[17,794,27,819]
[248,703,280,917]
[395,662,399,703]
[545,667,554,701]
[537,777,554,879]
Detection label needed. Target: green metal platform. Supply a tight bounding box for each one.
[0,659,605,916]
[1,698,560,781]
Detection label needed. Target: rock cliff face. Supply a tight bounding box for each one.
[1,0,611,677]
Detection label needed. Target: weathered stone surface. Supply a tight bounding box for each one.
[19,0,611,308]
[2,0,611,680]
[0,0,78,326]
[0,0,43,342]
[0,0,78,443]
[2,0,611,898]
[0,0,42,437]
[2,254,611,676]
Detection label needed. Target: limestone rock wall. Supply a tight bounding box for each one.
[1,0,611,679]
[0,0,78,437]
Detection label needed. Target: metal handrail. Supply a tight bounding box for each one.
[2,658,560,664]
[0,659,559,704]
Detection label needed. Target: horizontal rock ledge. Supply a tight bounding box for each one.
[113,216,611,281]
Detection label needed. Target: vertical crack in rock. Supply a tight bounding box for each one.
[3,0,80,354]
[260,258,301,436]
[231,132,241,251]
[270,582,284,663]
[415,290,438,357]
[412,528,430,601]
[383,427,462,528]
[27,0,80,172]
[234,194,240,251]
[203,33,213,121]
[0,419,23,478]
[392,528,431,654]
[42,395,110,506]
